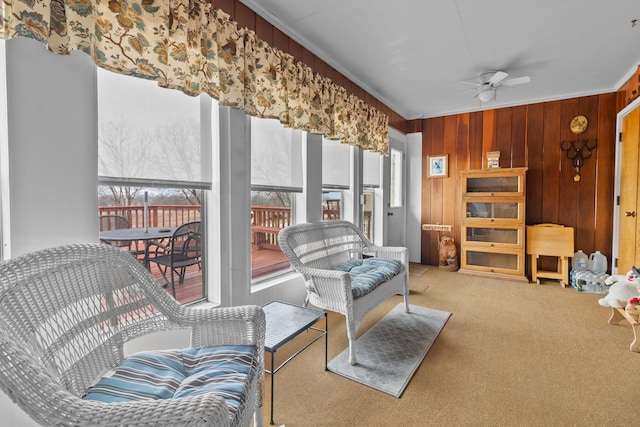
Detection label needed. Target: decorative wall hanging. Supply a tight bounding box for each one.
[427,154,448,178]
[560,115,597,181]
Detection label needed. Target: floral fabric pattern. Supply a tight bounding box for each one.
[0,0,389,153]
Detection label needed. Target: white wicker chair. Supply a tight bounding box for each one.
[278,220,409,365]
[0,243,264,426]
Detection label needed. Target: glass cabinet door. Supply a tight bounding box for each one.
[464,227,522,246]
[464,200,524,222]
[463,170,525,196]
[465,250,518,270]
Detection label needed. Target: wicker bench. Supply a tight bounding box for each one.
[0,243,265,426]
[278,220,410,365]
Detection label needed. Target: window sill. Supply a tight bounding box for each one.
[251,270,302,293]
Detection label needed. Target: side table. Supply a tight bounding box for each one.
[263,300,327,425]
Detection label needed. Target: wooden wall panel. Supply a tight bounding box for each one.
[511,105,527,167]
[526,103,544,225]
[421,94,617,270]
[541,101,561,224]
[495,108,513,166]
[468,112,483,170]
[594,95,617,256]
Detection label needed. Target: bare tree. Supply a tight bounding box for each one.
[99,115,154,206]
[155,120,201,205]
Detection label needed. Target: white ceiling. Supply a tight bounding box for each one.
[239,0,640,119]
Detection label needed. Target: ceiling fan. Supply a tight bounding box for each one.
[462,71,531,103]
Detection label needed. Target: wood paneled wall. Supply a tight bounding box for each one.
[412,93,617,268]
[616,65,640,111]
[211,0,407,132]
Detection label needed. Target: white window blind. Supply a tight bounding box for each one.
[98,68,213,188]
[251,117,303,192]
[322,137,351,189]
[363,150,382,188]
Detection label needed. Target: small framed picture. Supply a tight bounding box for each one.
[427,154,448,178]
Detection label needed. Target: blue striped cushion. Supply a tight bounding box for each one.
[83,345,258,424]
[335,257,402,298]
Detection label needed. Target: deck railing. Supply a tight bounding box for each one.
[98,204,360,246]
[99,204,373,280]
[99,205,201,228]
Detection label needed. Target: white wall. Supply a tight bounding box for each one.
[1,36,99,427]
[5,37,98,256]
[406,132,423,263]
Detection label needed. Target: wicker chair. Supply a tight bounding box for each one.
[278,220,409,365]
[0,243,265,426]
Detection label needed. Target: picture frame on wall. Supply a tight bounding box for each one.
[427,154,448,178]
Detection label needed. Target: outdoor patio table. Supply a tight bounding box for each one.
[99,226,186,267]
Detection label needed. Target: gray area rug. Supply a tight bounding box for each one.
[409,264,428,276]
[328,303,451,397]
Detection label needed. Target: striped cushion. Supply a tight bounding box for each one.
[335,257,402,298]
[83,345,258,425]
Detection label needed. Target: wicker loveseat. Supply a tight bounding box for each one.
[0,243,264,426]
[278,220,409,365]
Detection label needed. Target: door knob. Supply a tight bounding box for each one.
[387,212,394,216]
[625,211,636,217]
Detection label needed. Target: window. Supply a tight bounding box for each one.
[322,191,342,220]
[363,150,382,241]
[97,68,213,304]
[322,137,350,221]
[250,117,303,280]
[390,148,403,208]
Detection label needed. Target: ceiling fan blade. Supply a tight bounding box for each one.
[454,87,478,94]
[488,71,508,85]
[460,80,481,87]
[500,76,531,86]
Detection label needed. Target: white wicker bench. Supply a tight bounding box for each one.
[278,220,410,365]
[0,243,265,426]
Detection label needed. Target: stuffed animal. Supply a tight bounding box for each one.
[438,236,457,266]
[598,267,640,308]
[626,298,640,321]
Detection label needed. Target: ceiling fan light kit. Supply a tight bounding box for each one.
[478,88,496,103]
[463,71,531,105]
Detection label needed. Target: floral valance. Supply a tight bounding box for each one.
[0,0,389,154]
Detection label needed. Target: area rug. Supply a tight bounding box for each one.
[327,303,451,397]
[409,263,428,276]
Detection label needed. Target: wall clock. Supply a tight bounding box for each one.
[570,115,588,134]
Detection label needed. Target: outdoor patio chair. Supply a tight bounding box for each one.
[148,221,202,298]
[98,214,143,259]
[0,243,265,426]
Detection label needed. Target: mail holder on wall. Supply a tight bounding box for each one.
[560,139,597,182]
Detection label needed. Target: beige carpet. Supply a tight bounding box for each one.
[409,263,428,276]
[260,266,638,427]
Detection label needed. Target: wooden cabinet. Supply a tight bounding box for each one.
[459,167,528,281]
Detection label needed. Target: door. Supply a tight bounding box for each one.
[616,102,640,273]
[386,144,406,247]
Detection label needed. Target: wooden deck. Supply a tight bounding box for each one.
[149,244,291,304]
